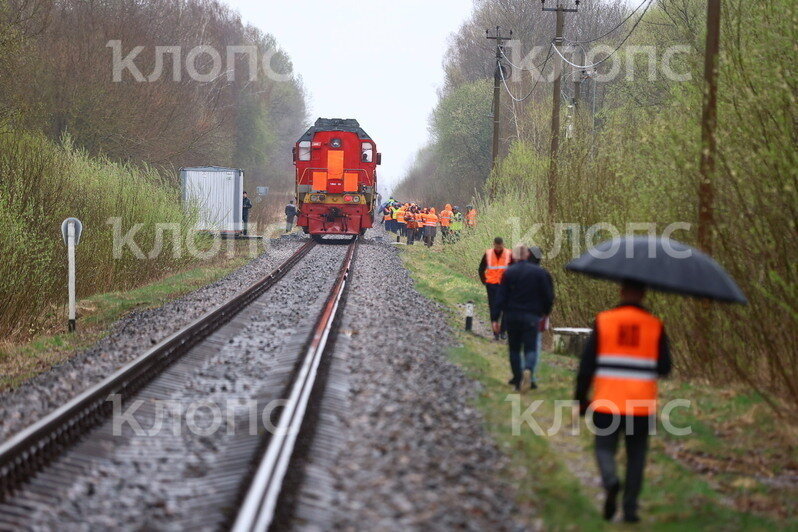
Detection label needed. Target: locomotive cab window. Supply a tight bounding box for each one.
[361,142,373,163]
[298,140,311,161]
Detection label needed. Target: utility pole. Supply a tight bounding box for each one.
[698,0,721,254]
[572,46,585,138]
[543,0,578,218]
[696,0,721,367]
[486,26,512,170]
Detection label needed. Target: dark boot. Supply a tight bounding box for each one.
[604,481,621,521]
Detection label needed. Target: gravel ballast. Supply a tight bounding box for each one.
[288,233,522,530]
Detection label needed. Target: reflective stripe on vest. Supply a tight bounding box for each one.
[484,248,511,284]
[396,210,406,223]
[467,211,477,226]
[592,306,663,416]
[425,215,438,227]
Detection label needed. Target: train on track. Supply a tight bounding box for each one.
[293,118,381,240]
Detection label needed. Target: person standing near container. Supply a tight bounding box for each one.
[242,191,253,235]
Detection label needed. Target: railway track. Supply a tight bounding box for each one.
[0,237,358,529]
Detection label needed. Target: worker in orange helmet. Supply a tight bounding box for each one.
[439,204,453,243]
[423,207,438,247]
[574,280,672,524]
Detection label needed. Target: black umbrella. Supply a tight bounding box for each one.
[565,236,747,304]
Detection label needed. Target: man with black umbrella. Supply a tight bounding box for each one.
[566,235,746,524]
[574,280,672,524]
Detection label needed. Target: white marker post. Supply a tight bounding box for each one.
[465,300,475,332]
[61,218,83,332]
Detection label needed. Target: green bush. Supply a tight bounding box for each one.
[0,129,196,337]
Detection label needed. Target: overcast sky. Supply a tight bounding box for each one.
[227,0,475,194]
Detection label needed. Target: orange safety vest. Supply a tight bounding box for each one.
[405,212,416,229]
[439,209,453,227]
[466,209,477,227]
[424,214,438,227]
[592,306,663,416]
[383,209,392,221]
[484,248,511,284]
[396,209,406,224]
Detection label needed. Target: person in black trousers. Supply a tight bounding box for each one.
[285,200,298,232]
[242,192,253,235]
[493,244,555,391]
[574,281,672,523]
[479,237,512,340]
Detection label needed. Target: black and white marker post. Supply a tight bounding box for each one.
[60,218,83,332]
[465,300,474,331]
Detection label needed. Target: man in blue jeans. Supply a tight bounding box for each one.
[493,244,555,391]
[524,246,554,386]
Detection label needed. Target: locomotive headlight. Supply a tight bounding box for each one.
[330,138,342,149]
[310,194,326,202]
[351,195,361,203]
[344,195,353,203]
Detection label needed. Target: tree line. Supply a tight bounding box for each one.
[0,0,309,338]
[396,0,798,412]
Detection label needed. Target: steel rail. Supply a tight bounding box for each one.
[0,240,317,499]
[232,237,358,532]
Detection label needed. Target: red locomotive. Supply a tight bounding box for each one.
[293,118,381,239]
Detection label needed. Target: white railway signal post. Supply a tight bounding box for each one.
[60,218,83,332]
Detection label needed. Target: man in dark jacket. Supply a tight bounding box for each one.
[493,244,555,390]
[525,246,553,386]
[242,192,253,235]
[285,200,298,233]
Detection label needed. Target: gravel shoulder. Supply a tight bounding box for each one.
[290,232,522,530]
[0,237,302,443]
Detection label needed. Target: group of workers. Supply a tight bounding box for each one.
[480,236,670,524]
[381,199,478,246]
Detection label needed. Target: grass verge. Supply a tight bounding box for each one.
[402,243,797,531]
[0,243,254,392]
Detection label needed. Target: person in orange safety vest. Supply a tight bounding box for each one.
[466,205,477,227]
[574,280,672,524]
[404,208,418,245]
[478,237,511,340]
[439,204,453,243]
[423,208,438,247]
[395,205,407,240]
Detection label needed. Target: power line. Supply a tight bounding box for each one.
[551,0,655,70]
[499,43,552,72]
[563,0,649,44]
[498,44,554,102]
